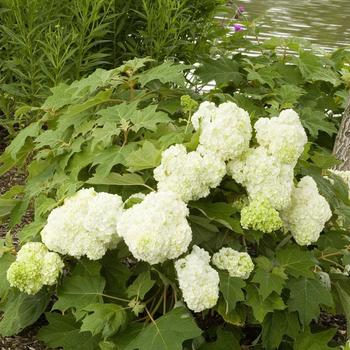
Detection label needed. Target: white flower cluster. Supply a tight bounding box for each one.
[226,108,331,241]
[228,147,294,210]
[175,246,219,312]
[41,188,124,260]
[281,176,332,245]
[7,242,64,295]
[154,144,225,202]
[254,109,307,165]
[192,101,252,161]
[117,191,192,264]
[212,247,254,279]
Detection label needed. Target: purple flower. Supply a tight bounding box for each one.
[235,5,245,18]
[233,24,243,32]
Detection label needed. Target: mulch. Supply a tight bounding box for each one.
[0,127,348,349]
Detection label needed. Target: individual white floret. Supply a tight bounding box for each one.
[7,242,64,295]
[175,245,219,312]
[192,101,252,161]
[117,191,192,264]
[154,144,226,202]
[227,147,294,210]
[254,109,307,165]
[212,247,254,279]
[191,101,217,131]
[41,188,124,260]
[281,176,332,245]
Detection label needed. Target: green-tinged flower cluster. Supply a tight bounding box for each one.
[240,198,283,233]
[212,247,254,279]
[180,95,198,114]
[7,242,64,295]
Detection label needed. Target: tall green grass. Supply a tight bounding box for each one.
[0,0,230,136]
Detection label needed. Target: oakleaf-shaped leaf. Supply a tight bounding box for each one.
[126,141,161,171]
[287,277,333,326]
[262,310,300,349]
[0,289,50,336]
[130,105,170,132]
[6,122,40,159]
[0,253,15,298]
[53,260,105,318]
[252,257,287,300]
[124,307,202,350]
[293,327,338,350]
[276,245,315,278]
[195,58,242,85]
[38,312,99,350]
[218,271,245,313]
[246,285,285,323]
[127,270,155,300]
[335,283,350,334]
[87,172,145,187]
[200,328,240,349]
[138,62,189,87]
[81,303,127,338]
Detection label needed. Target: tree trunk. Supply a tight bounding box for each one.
[333,94,350,171]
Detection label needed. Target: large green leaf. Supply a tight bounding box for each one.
[252,257,287,300]
[126,270,155,300]
[276,245,315,278]
[81,303,127,338]
[293,327,338,350]
[190,201,242,233]
[300,108,337,138]
[137,62,189,87]
[262,310,300,349]
[335,283,350,335]
[0,289,50,336]
[200,328,240,349]
[38,312,99,350]
[53,260,105,318]
[87,172,145,187]
[130,105,170,132]
[0,253,15,298]
[218,271,245,313]
[124,307,202,350]
[102,250,130,299]
[6,121,40,159]
[245,285,285,323]
[97,101,138,124]
[297,51,340,86]
[287,277,333,325]
[0,198,19,221]
[195,58,242,85]
[126,141,162,171]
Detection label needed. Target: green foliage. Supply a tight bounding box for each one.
[53,260,106,317]
[0,53,349,349]
[287,277,334,326]
[38,312,100,350]
[0,289,50,336]
[0,0,228,135]
[123,307,202,350]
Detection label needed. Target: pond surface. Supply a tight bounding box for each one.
[239,0,350,51]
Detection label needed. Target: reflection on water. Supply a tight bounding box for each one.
[239,0,350,51]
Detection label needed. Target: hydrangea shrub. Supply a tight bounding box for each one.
[0,58,350,349]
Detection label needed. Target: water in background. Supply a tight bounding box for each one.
[239,0,350,51]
